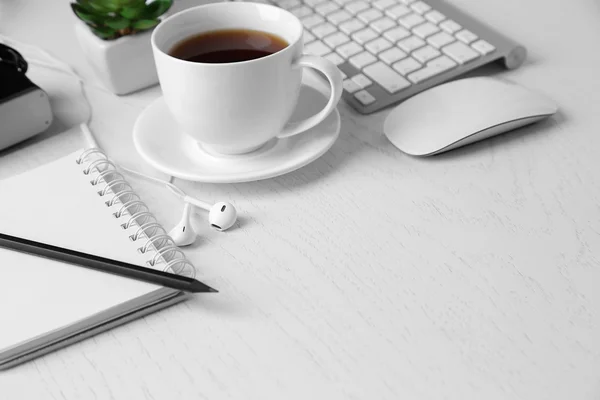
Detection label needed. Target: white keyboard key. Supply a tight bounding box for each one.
[333,0,354,5]
[411,45,440,63]
[406,65,440,83]
[357,9,383,24]
[407,55,456,83]
[304,40,331,56]
[440,19,461,34]
[383,26,411,42]
[343,79,361,93]
[412,22,439,38]
[373,0,396,11]
[397,35,425,52]
[410,1,431,14]
[442,41,480,64]
[352,28,378,44]
[302,14,325,29]
[392,57,422,75]
[315,2,340,16]
[365,37,393,54]
[312,22,337,38]
[345,1,369,14]
[351,73,372,88]
[371,17,396,33]
[339,18,365,35]
[456,29,478,44]
[398,13,426,29]
[304,0,325,6]
[385,4,411,19]
[426,31,455,48]
[324,31,350,48]
[327,9,352,24]
[379,47,407,64]
[399,0,417,4]
[363,62,411,93]
[424,10,445,24]
[349,51,377,69]
[427,54,457,69]
[279,0,301,9]
[471,39,496,55]
[336,41,363,58]
[325,52,345,66]
[354,90,376,105]
[303,30,315,44]
[290,5,313,18]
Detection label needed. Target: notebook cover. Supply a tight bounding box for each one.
[0,149,192,368]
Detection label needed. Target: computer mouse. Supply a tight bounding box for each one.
[383,77,558,156]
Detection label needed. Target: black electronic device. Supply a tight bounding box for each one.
[0,43,53,151]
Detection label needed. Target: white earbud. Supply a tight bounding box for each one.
[169,198,238,246]
[168,203,197,247]
[182,196,237,232]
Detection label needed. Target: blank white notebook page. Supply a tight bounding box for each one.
[0,150,171,353]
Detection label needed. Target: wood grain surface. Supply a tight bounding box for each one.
[1,0,599,399]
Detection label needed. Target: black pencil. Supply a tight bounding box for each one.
[0,232,217,293]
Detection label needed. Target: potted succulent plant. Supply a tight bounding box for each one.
[72,0,173,95]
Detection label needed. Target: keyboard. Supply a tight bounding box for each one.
[242,0,527,114]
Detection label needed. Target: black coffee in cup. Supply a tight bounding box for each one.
[169,29,289,63]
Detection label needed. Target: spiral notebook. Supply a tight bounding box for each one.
[0,148,197,369]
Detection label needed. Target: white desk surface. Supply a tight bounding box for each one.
[1,0,599,398]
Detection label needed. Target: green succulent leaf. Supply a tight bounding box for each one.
[143,0,173,19]
[91,0,121,12]
[91,26,118,40]
[77,0,114,13]
[72,3,102,25]
[104,17,130,30]
[74,0,97,13]
[132,19,160,31]
[116,0,146,7]
[120,4,146,19]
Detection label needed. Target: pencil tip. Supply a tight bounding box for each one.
[192,280,218,293]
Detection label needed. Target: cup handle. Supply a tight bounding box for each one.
[277,55,344,139]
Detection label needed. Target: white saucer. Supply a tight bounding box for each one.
[133,72,341,183]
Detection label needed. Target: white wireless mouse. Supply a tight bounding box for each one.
[383,77,558,156]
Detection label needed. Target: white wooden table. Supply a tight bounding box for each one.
[2,0,600,398]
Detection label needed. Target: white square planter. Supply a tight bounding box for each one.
[74,20,158,95]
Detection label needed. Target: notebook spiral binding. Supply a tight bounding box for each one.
[75,148,196,279]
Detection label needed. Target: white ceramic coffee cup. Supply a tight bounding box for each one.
[151,2,343,155]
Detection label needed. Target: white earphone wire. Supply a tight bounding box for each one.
[118,164,187,200]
